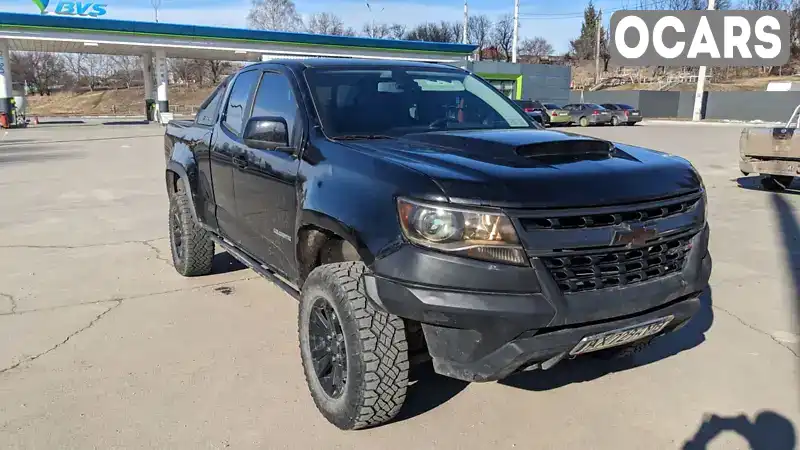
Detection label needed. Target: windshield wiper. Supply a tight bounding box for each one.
[332,134,394,140]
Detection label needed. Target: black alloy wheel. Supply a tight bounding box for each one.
[308,297,348,399]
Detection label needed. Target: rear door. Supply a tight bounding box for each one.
[232,68,304,280]
[210,68,262,244]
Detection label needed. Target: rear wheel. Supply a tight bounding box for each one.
[579,116,589,127]
[760,175,794,191]
[611,116,620,126]
[299,262,409,430]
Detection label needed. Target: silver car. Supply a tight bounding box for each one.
[561,103,613,127]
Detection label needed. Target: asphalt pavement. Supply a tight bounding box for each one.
[0,119,798,449]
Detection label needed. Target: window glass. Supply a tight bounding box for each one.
[223,70,260,135]
[252,72,301,146]
[305,68,534,137]
[196,80,228,126]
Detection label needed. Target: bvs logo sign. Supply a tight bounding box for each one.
[32,0,108,17]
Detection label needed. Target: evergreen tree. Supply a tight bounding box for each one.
[569,1,606,60]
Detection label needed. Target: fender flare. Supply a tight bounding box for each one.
[299,209,375,264]
[166,161,200,223]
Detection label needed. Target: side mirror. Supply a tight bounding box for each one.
[243,116,290,151]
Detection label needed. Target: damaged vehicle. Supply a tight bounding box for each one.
[739,106,800,190]
[163,58,712,430]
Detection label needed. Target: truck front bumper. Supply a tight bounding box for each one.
[364,227,712,382]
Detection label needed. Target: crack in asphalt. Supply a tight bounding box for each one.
[141,238,173,267]
[0,300,122,375]
[0,292,17,314]
[0,237,168,250]
[0,277,259,318]
[712,304,800,358]
[0,276,260,374]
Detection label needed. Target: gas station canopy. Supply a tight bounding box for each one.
[0,12,477,63]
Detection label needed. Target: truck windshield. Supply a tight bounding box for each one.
[304,67,536,138]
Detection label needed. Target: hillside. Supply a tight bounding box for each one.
[25,85,216,116]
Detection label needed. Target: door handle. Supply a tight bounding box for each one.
[232,155,248,170]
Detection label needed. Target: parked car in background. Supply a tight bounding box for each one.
[514,99,545,125]
[601,103,643,126]
[562,103,613,127]
[541,102,572,126]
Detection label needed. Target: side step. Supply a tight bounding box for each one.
[210,235,301,300]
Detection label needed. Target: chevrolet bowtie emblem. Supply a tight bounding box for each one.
[611,225,658,248]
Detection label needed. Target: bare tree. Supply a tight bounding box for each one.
[468,15,492,59]
[405,21,461,43]
[247,0,303,31]
[388,23,407,40]
[10,52,67,95]
[306,12,355,36]
[362,22,391,39]
[63,54,111,91]
[108,56,140,88]
[520,37,554,61]
[169,59,204,85]
[207,60,233,84]
[491,14,514,62]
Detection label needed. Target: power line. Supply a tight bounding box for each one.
[519,0,669,19]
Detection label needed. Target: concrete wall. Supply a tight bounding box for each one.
[469,61,572,105]
[565,89,800,122]
[703,92,800,122]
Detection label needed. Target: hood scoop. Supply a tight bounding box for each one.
[516,139,615,158]
[401,130,615,160]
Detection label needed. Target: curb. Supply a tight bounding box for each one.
[642,119,782,128]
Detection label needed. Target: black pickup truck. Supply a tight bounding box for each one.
[163,58,711,430]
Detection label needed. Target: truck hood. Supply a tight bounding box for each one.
[344,129,702,208]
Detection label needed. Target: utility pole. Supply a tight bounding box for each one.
[512,0,520,63]
[692,0,716,121]
[462,0,468,45]
[151,0,161,23]
[595,15,601,85]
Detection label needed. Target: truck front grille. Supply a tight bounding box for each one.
[541,233,694,294]
[519,196,699,230]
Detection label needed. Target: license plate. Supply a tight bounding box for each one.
[631,112,639,115]
[569,316,674,356]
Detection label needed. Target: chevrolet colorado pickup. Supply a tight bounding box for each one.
[163,58,712,430]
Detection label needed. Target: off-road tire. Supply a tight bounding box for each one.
[299,262,409,430]
[579,116,589,127]
[611,116,620,126]
[760,175,794,191]
[168,182,214,277]
[588,337,654,360]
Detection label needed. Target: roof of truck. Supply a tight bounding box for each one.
[261,58,467,71]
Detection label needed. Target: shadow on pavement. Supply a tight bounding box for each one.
[102,120,151,126]
[736,176,800,195]
[770,193,800,292]
[211,252,247,274]
[500,287,714,391]
[38,120,86,125]
[0,151,83,164]
[391,361,469,425]
[681,411,796,449]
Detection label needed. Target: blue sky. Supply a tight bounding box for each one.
[0,0,626,53]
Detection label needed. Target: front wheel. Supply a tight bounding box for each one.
[579,116,589,127]
[299,262,409,430]
[168,182,214,276]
